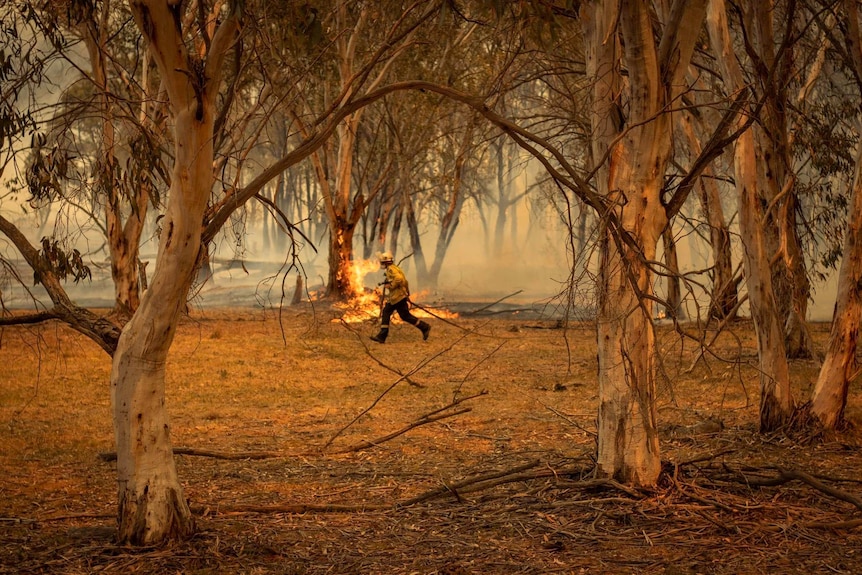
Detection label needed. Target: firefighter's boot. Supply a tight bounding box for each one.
[417,320,431,341]
[370,328,389,343]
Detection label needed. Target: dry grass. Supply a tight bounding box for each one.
[1,304,862,574]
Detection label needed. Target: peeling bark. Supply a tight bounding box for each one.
[707,0,793,432]
[806,0,862,429]
[584,0,706,485]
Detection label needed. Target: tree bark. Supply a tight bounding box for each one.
[680,111,737,320]
[113,0,239,544]
[806,0,862,429]
[739,0,813,358]
[79,5,147,321]
[809,145,862,428]
[584,0,706,485]
[707,0,793,431]
[662,226,685,320]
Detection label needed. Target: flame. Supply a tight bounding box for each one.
[334,259,385,323]
[332,261,459,323]
[408,290,459,320]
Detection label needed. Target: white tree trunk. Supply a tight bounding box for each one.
[112,0,238,544]
[111,103,210,543]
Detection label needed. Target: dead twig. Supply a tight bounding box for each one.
[342,319,423,387]
[776,467,862,512]
[323,330,474,451]
[464,290,524,315]
[802,518,862,530]
[397,459,542,506]
[334,407,472,453]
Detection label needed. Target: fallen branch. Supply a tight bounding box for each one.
[720,465,862,512]
[396,459,542,506]
[802,518,862,530]
[205,502,389,515]
[334,407,472,453]
[323,329,475,451]
[99,447,285,462]
[334,390,488,453]
[464,290,524,315]
[343,319,423,387]
[553,478,644,499]
[777,467,862,513]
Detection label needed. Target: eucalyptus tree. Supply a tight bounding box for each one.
[801,0,862,430]
[410,108,489,288]
[706,0,841,429]
[578,0,709,483]
[260,0,446,300]
[404,0,720,483]
[0,0,166,321]
[735,0,817,359]
[706,0,795,431]
[359,91,441,261]
[1,0,431,544]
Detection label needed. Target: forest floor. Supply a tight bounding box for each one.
[1,303,862,574]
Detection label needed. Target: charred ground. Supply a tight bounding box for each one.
[1,306,861,574]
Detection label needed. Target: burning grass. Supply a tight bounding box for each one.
[1,307,862,574]
[328,257,459,324]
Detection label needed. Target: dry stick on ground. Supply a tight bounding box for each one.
[98,447,285,462]
[208,459,543,515]
[670,474,735,513]
[322,330,474,451]
[334,390,489,453]
[343,319,423,387]
[775,467,862,512]
[714,464,862,529]
[212,460,647,516]
[723,465,862,511]
[335,408,471,453]
[541,401,597,438]
[453,342,505,396]
[802,518,862,530]
[463,290,524,315]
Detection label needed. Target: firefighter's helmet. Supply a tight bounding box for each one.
[378,251,394,264]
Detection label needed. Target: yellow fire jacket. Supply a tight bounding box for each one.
[384,264,410,304]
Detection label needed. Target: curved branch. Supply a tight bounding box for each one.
[0,213,120,353]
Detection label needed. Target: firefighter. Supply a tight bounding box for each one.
[371,252,431,343]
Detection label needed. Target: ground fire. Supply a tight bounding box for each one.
[333,259,457,324]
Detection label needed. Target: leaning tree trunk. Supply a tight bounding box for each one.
[113,0,238,544]
[808,147,862,429]
[807,0,862,429]
[111,105,207,546]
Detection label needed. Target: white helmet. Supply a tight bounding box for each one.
[378,251,394,264]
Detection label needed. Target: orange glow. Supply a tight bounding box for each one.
[334,259,385,323]
[332,262,459,323]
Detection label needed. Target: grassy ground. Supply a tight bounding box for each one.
[1,304,861,574]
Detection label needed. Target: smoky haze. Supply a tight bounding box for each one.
[0,175,839,322]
